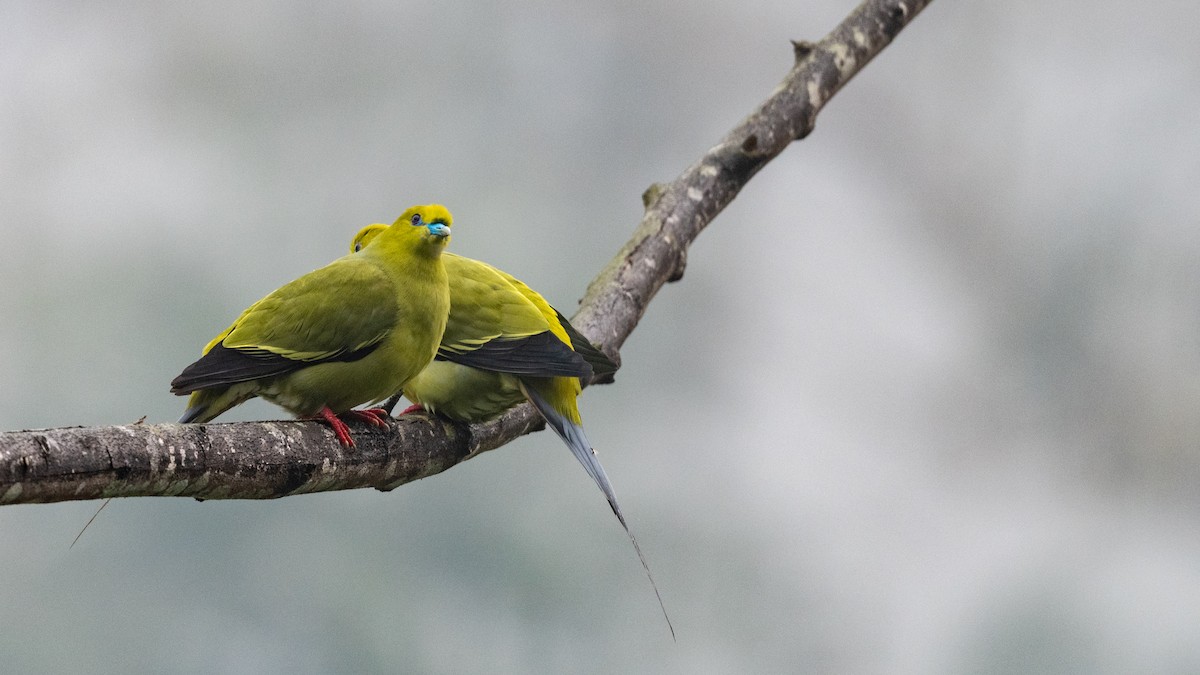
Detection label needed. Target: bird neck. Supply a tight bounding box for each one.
[364,233,447,277]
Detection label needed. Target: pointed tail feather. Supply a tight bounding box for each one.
[178,405,208,424]
[522,382,675,640]
[177,385,254,424]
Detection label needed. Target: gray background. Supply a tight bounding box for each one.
[3,1,1199,673]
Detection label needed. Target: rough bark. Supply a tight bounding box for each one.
[0,0,933,506]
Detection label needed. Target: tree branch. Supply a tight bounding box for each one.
[0,0,932,506]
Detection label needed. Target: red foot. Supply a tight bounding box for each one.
[344,408,391,428]
[316,406,356,447]
[398,403,425,415]
[310,407,394,446]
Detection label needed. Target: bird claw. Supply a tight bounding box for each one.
[316,407,356,447]
[310,407,391,447]
[398,403,425,416]
[344,408,391,428]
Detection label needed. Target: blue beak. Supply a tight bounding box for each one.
[426,222,451,238]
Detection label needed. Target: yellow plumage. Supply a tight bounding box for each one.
[171,206,454,447]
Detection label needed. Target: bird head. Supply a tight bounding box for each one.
[350,223,388,253]
[357,204,453,257]
[398,204,452,243]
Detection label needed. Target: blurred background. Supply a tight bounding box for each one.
[2,1,1199,672]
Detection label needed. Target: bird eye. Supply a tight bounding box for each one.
[410,213,422,226]
[354,242,363,252]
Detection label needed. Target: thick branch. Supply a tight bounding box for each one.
[0,411,537,503]
[0,0,932,506]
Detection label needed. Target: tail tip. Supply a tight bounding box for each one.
[178,406,206,424]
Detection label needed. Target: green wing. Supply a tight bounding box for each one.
[437,254,590,379]
[554,310,619,380]
[171,257,398,393]
[463,255,616,377]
